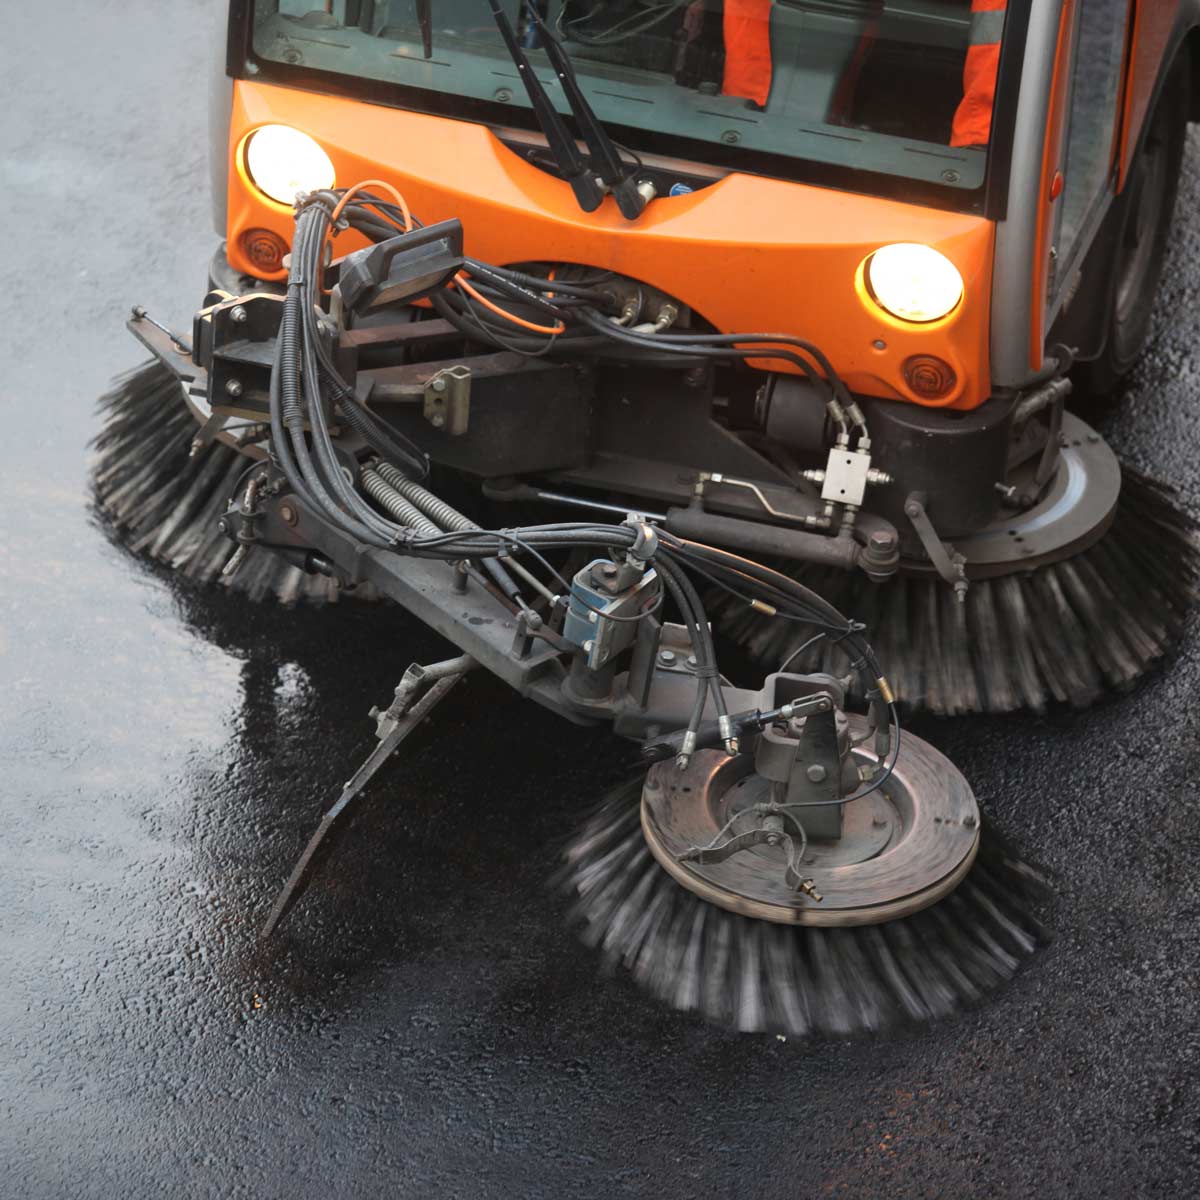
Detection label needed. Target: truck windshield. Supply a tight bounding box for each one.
[248,1,1010,206]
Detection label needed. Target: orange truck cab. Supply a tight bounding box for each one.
[210,1,1197,402]
[117,0,1200,713]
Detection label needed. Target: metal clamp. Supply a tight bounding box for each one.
[423,365,471,435]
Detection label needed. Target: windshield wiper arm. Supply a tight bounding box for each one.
[525,7,649,220]
[487,0,604,214]
[415,0,432,58]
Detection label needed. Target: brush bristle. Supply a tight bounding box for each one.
[713,470,1199,715]
[91,360,358,605]
[559,780,1050,1038]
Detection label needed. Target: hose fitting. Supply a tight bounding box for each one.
[718,714,738,756]
[676,730,698,772]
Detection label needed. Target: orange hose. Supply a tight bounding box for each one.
[330,179,412,232]
[322,180,414,295]
[454,274,565,336]
[329,181,562,335]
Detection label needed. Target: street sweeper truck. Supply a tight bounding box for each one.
[94,0,1199,1035]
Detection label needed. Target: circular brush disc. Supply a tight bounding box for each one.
[92,360,355,605]
[560,774,1050,1038]
[640,726,978,928]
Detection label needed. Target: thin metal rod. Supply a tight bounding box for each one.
[260,670,468,938]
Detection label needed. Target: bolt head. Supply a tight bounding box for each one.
[217,518,229,536]
[279,503,297,527]
[230,306,248,324]
[686,655,698,668]
[431,377,447,394]
[658,649,677,665]
[430,413,446,429]
[224,379,243,398]
[806,764,828,783]
[869,529,897,550]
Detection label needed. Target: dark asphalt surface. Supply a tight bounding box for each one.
[3,4,1200,1197]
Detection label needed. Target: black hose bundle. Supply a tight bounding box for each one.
[268,195,899,771]
[315,188,857,423]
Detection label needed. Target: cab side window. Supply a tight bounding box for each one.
[1056,0,1131,275]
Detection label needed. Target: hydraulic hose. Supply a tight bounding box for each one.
[279,290,387,547]
[293,212,403,543]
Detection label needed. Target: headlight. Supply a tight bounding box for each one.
[865,243,964,323]
[244,125,336,206]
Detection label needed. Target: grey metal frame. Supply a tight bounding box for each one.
[989,0,1065,389]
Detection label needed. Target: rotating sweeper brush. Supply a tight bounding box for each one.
[93,354,349,605]
[560,764,1049,1037]
[711,448,1199,717]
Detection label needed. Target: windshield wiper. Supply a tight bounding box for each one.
[415,0,432,58]
[487,0,604,214]
[524,7,649,220]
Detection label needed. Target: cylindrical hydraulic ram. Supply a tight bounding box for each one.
[664,506,861,571]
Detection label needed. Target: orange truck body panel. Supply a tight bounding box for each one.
[226,81,995,411]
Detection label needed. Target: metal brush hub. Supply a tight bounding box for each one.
[640,716,980,927]
[923,411,1122,578]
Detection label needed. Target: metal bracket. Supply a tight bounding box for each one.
[189,411,228,459]
[1034,383,1066,489]
[261,654,476,938]
[423,365,471,435]
[678,801,822,899]
[904,492,968,600]
[127,307,200,381]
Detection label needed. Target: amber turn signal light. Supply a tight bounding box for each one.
[239,228,289,275]
[903,354,958,400]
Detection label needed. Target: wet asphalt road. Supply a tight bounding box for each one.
[3,4,1200,1197]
